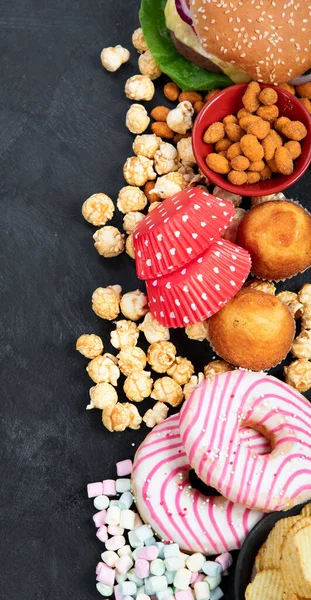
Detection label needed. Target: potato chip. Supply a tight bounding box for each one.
[245,569,288,600]
[300,502,311,518]
[255,516,303,572]
[280,517,311,598]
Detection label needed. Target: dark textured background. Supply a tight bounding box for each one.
[1,1,311,599]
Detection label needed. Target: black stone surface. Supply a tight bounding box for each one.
[0,1,310,599]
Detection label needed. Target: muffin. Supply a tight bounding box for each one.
[236,200,311,281]
[208,288,295,371]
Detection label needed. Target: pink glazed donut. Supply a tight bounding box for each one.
[180,370,311,513]
[132,414,264,554]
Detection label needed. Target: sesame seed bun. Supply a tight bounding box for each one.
[191,0,311,84]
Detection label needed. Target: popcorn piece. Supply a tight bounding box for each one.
[284,359,311,393]
[133,134,161,160]
[92,285,122,320]
[82,193,115,226]
[147,341,177,373]
[93,226,125,258]
[87,382,118,411]
[183,373,204,401]
[151,377,183,407]
[185,320,209,342]
[87,355,120,386]
[143,402,169,428]
[102,402,142,432]
[126,234,135,259]
[123,211,145,235]
[245,279,276,295]
[123,370,153,402]
[212,187,242,208]
[132,28,148,54]
[154,142,180,176]
[177,137,196,166]
[167,356,194,386]
[125,75,155,102]
[123,156,156,187]
[126,104,150,135]
[76,334,103,359]
[101,45,130,72]
[138,312,170,344]
[177,165,195,185]
[148,201,162,212]
[222,208,246,243]
[111,320,139,349]
[291,330,311,359]
[298,284,311,329]
[204,360,234,379]
[138,50,162,80]
[117,186,147,214]
[250,192,286,207]
[118,346,147,376]
[120,290,149,321]
[276,291,304,319]
[166,101,194,134]
[151,172,186,199]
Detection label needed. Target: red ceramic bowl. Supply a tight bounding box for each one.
[192,83,311,197]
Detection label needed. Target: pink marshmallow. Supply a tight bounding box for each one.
[96,563,115,586]
[137,546,159,560]
[96,562,105,575]
[87,482,103,498]
[96,525,108,543]
[193,574,205,585]
[175,590,194,600]
[93,510,107,528]
[116,459,133,477]
[114,584,123,600]
[135,558,150,579]
[102,479,116,497]
[190,572,198,584]
[215,552,233,571]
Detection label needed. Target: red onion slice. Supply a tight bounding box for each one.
[289,71,311,86]
[175,0,193,26]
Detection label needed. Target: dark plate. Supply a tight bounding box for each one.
[234,501,310,600]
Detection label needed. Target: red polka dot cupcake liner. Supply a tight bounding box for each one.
[134,187,235,280]
[146,239,251,328]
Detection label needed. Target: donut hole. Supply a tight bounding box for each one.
[239,424,273,455]
[189,469,222,497]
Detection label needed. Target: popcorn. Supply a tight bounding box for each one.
[185,320,209,342]
[120,290,149,321]
[298,284,311,329]
[82,193,115,226]
[101,45,130,72]
[118,346,147,376]
[143,402,169,428]
[123,156,156,187]
[110,320,139,349]
[126,104,150,135]
[291,330,311,360]
[284,359,311,393]
[151,172,186,199]
[166,101,194,134]
[123,211,145,235]
[133,134,161,160]
[183,373,204,401]
[177,137,196,166]
[87,355,120,386]
[167,356,194,386]
[151,377,183,407]
[132,28,148,54]
[126,234,135,259]
[147,341,177,373]
[125,75,155,102]
[92,285,122,320]
[246,279,276,295]
[250,192,286,207]
[87,382,118,411]
[154,142,180,175]
[138,312,170,344]
[276,291,304,319]
[212,186,242,208]
[76,333,103,359]
[123,371,153,402]
[117,186,147,214]
[204,360,234,379]
[93,226,125,257]
[148,201,162,212]
[102,402,142,432]
[138,50,162,80]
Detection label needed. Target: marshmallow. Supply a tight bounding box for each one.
[94,495,110,510]
[87,482,103,498]
[186,554,205,573]
[115,555,134,575]
[135,558,150,579]
[145,576,168,595]
[101,551,119,567]
[106,506,121,526]
[193,574,205,585]
[120,509,136,530]
[165,571,175,585]
[156,542,165,559]
[119,491,134,510]
[164,557,185,572]
[202,563,222,578]
[190,572,198,585]
[157,589,175,600]
[96,525,108,543]
[110,500,120,507]
[116,478,132,493]
[102,479,117,497]
[96,582,113,596]
[118,545,132,557]
[128,530,144,549]
[114,584,123,600]
[116,459,133,476]
[137,594,151,600]
[174,568,192,590]
[96,563,115,586]
[108,525,124,536]
[215,553,232,572]
[118,581,137,596]
[136,586,146,596]
[138,546,159,561]
[135,524,153,542]
[93,510,107,528]
[150,559,165,576]
[194,581,210,600]
[105,535,126,552]
[145,536,157,546]
[115,572,127,584]
[204,576,221,591]
[123,597,134,600]
[134,514,143,528]
[163,544,180,559]
[210,588,224,600]
[127,569,144,587]
[175,590,194,600]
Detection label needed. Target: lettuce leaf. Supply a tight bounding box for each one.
[139,0,232,91]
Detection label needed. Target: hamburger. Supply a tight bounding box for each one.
[140,0,311,90]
